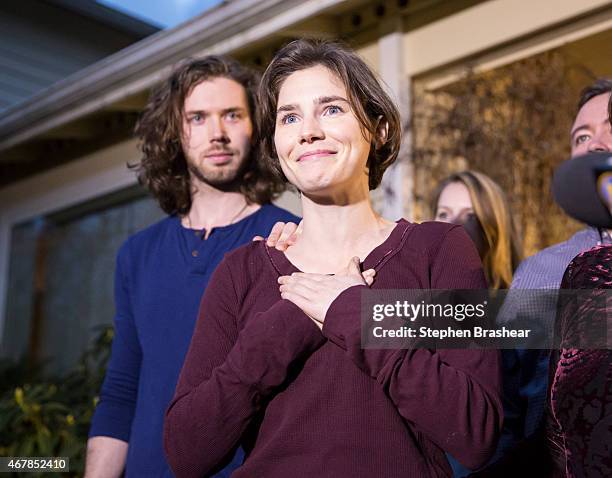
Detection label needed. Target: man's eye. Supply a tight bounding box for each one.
[281,114,299,125]
[190,114,203,124]
[436,211,447,220]
[575,134,590,145]
[226,111,241,121]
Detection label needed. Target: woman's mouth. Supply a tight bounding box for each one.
[297,150,337,162]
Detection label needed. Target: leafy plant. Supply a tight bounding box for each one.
[0,326,113,477]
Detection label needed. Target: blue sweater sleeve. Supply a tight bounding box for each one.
[89,241,142,441]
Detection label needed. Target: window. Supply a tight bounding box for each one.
[2,187,164,375]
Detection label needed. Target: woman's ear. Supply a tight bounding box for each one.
[374,115,389,150]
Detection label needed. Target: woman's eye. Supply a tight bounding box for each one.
[436,211,447,220]
[281,114,299,125]
[325,105,343,115]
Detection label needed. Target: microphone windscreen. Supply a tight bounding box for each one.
[552,152,612,229]
[597,171,612,210]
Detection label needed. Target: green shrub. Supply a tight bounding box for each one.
[0,326,112,477]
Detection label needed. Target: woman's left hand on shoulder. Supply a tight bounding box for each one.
[278,257,375,329]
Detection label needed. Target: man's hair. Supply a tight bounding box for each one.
[133,56,285,215]
[257,39,402,190]
[576,78,612,113]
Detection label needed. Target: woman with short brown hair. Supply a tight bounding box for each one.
[165,39,502,478]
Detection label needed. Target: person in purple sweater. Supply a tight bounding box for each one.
[85,56,299,477]
[164,39,503,478]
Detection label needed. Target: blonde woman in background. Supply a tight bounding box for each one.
[432,170,522,289]
[432,170,523,477]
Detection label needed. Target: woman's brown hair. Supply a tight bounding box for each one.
[258,39,401,190]
[431,171,523,289]
[133,56,285,215]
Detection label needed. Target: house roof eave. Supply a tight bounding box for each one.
[0,0,347,152]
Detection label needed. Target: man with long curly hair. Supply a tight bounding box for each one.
[85,56,299,477]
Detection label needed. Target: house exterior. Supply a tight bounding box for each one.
[0,0,158,112]
[1,0,610,371]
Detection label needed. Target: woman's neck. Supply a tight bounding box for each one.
[286,193,395,273]
[300,197,383,242]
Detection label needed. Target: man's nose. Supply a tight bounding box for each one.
[588,140,611,153]
[208,117,229,143]
[588,128,612,152]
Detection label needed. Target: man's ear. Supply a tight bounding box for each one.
[374,115,389,150]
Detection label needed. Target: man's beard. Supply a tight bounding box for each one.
[187,154,247,191]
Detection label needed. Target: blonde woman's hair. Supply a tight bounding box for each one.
[431,171,523,289]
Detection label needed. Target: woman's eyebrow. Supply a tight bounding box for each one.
[277,104,298,114]
[316,95,349,104]
[276,96,349,114]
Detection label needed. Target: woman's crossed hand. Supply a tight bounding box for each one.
[278,257,375,329]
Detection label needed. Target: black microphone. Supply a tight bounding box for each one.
[552,152,612,229]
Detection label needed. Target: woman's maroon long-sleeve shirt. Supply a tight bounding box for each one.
[164,220,503,477]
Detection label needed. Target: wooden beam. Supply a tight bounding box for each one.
[104,91,150,112]
[36,112,139,141]
[278,15,339,38]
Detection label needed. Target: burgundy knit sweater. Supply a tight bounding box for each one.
[164,220,503,478]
